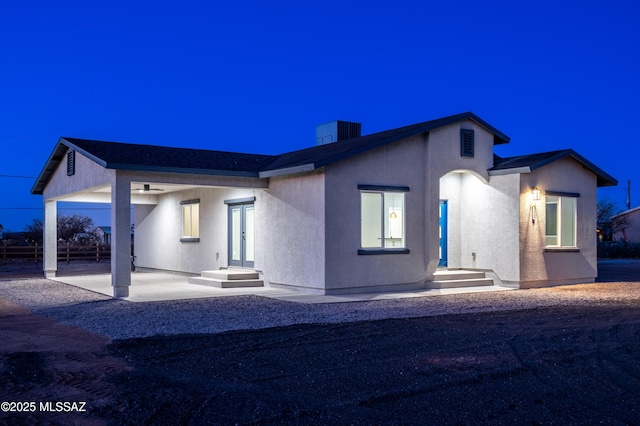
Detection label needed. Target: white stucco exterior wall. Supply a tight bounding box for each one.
[439,172,520,282]
[426,120,499,277]
[317,119,502,293]
[323,135,427,293]
[41,149,115,279]
[260,171,326,291]
[519,158,598,287]
[479,174,521,282]
[134,186,262,274]
[42,149,114,201]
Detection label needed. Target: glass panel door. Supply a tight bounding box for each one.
[230,206,242,263]
[228,203,255,268]
[245,205,255,263]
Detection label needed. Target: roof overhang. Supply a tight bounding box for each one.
[489,149,617,187]
[488,166,532,176]
[259,163,316,178]
[31,140,70,195]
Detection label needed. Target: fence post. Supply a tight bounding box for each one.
[35,242,38,264]
[96,243,100,263]
[2,241,6,265]
[66,243,70,265]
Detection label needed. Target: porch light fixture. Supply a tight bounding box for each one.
[531,187,542,201]
[529,188,542,224]
[390,211,397,219]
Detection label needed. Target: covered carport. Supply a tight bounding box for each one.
[31,137,272,298]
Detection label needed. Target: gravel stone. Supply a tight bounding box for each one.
[1,278,639,340]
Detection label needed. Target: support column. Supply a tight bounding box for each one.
[43,200,57,278]
[111,174,131,297]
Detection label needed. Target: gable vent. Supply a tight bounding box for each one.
[460,129,474,158]
[67,150,76,176]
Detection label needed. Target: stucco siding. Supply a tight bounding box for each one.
[481,174,521,282]
[42,149,114,202]
[134,187,262,274]
[440,172,520,282]
[260,171,326,291]
[427,120,497,278]
[519,158,598,287]
[324,135,428,293]
[427,120,495,182]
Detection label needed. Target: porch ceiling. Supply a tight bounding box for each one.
[53,182,204,205]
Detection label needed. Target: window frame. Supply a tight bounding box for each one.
[358,184,410,255]
[180,198,200,242]
[544,193,578,249]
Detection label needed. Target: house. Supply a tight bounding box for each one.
[31,112,617,297]
[94,226,112,245]
[612,206,640,242]
[94,225,134,245]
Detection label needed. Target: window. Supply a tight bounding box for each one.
[359,185,408,254]
[460,129,474,158]
[545,195,576,247]
[181,199,200,241]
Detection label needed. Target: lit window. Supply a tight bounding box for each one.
[181,200,200,239]
[545,195,576,247]
[361,191,405,249]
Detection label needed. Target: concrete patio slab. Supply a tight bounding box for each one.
[53,272,289,303]
[52,271,516,303]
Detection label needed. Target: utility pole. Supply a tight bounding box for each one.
[627,179,631,210]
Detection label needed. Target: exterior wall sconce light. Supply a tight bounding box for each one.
[531,187,542,201]
[530,187,542,224]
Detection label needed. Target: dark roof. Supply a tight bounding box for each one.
[64,138,277,174]
[31,138,278,194]
[260,111,510,176]
[32,111,510,194]
[490,149,618,187]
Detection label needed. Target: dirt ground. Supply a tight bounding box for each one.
[1,261,640,425]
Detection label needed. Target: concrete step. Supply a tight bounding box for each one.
[433,270,486,281]
[430,277,494,289]
[188,276,264,288]
[201,270,259,280]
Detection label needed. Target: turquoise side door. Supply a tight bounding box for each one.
[439,200,448,267]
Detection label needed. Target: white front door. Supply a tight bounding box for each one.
[228,203,254,268]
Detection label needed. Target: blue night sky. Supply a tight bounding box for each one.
[1,0,638,232]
